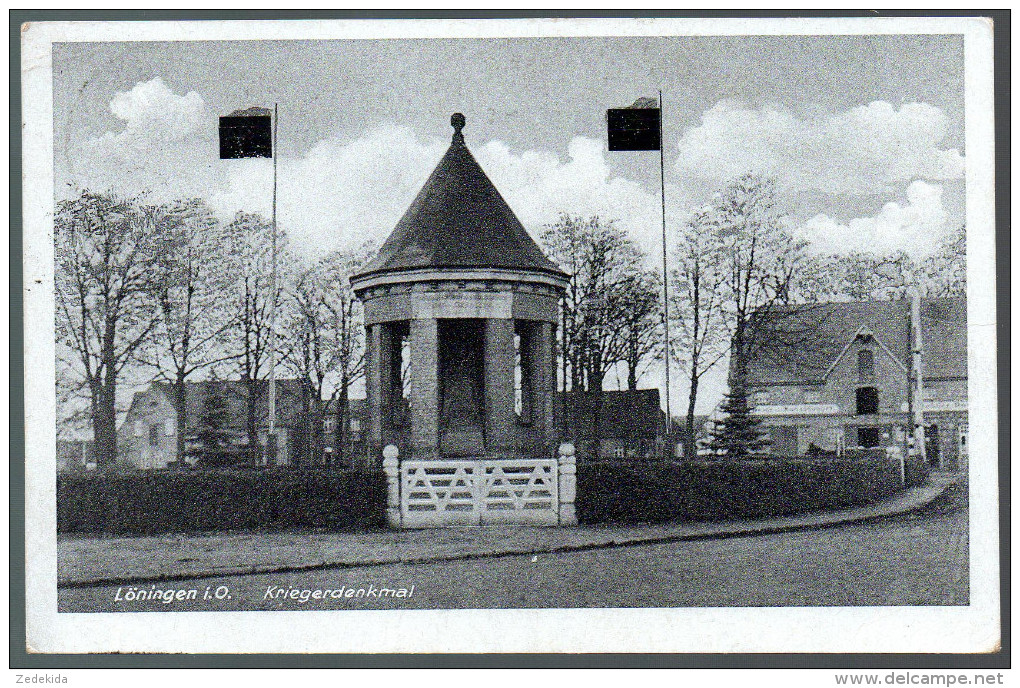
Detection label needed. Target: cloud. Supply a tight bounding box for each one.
[72,78,219,201]
[675,100,965,195]
[475,137,670,256]
[107,77,207,141]
[67,79,681,261]
[208,126,448,254]
[796,180,949,256]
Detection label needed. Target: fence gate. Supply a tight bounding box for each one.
[399,458,558,527]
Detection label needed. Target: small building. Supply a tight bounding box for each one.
[553,389,668,460]
[742,297,967,471]
[56,438,95,472]
[322,397,371,468]
[117,379,315,469]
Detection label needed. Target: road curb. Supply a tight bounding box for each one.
[59,477,959,590]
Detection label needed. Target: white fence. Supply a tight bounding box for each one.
[382,446,577,528]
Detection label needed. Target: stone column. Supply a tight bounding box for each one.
[485,318,516,456]
[409,318,439,459]
[530,322,555,442]
[365,324,384,463]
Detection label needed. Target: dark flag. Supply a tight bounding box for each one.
[607,97,661,151]
[219,106,273,159]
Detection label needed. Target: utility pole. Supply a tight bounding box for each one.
[908,293,926,466]
[658,89,672,451]
[267,102,279,466]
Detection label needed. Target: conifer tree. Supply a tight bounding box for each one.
[708,375,768,457]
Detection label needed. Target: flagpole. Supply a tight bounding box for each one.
[268,102,278,466]
[658,89,672,453]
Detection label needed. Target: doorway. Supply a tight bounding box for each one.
[438,319,485,456]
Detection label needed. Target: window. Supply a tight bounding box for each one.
[857,349,875,381]
[857,427,880,448]
[350,418,362,442]
[323,417,336,434]
[149,424,160,447]
[133,420,144,437]
[164,418,176,436]
[856,387,879,415]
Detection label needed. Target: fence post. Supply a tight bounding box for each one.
[382,444,401,529]
[557,442,577,526]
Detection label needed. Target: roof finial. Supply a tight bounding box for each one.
[451,112,465,144]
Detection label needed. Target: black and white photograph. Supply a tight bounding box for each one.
[20,15,999,656]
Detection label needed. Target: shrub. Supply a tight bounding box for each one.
[576,456,905,525]
[57,468,386,535]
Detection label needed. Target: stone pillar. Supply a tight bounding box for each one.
[530,322,555,442]
[409,318,439,459]
[382,444,401,529]
[485,318,516,456]
[365,324,384,462]
[557,442,577,526]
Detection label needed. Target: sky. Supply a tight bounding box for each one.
[52,34,966,413]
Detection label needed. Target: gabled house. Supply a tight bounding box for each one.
[741,297,967,470]
[117,379,316,469]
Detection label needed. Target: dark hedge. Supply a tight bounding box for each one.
[58,455,926,534]
[57,469,386,535]
[576,455,922,525]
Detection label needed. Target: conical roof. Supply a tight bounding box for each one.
[355,114,566,280]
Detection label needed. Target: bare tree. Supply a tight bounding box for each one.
[617,270,663,391]
[669,208,729,459]
[219,211,289,465]
[54,192,169,466]
[704,174,823,456]
[282,245,371,466]
[139,199,236,462]
[920,225,966,297]
[820,226,965,302]
[540,213,659,457]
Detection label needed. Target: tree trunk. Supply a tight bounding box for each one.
[245,377,259,466]
[92,380,118,467]
[336,377,349,469]
[173,374,187,463]
[626,333,638,391]
[95,318,119,467]
[684,374,699,460]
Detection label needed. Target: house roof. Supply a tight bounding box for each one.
[147,379,312,429]
[353,114,565,280]
[743,296,967,386]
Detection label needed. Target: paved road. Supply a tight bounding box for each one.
[59,499,968,612]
